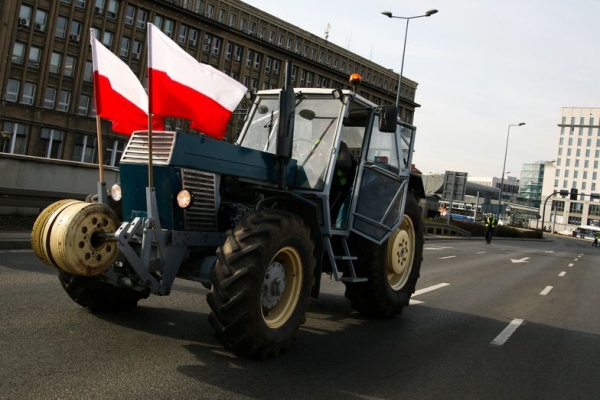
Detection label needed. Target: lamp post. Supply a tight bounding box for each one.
[381,9,438,108]
[499,122,525,219]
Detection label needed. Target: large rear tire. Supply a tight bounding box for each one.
[344,194,424,317]
[58,272,149,313]
[207,209,316,359]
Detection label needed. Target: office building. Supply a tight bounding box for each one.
[542,107,600,231]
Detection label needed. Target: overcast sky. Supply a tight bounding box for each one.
[245,0,600,178]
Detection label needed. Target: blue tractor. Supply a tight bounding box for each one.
[33,71,425,358]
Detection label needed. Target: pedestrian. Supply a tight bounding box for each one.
[485,213,497,244]
[593,233,598,247]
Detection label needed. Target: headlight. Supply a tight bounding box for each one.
[176,189,193,208]
[110,184,122,201]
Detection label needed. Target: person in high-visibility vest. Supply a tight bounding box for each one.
[484,213,497,244]
[330,141,355,226]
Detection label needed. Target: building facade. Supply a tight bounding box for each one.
[1,0,418,168]
[518,161,549,209]
[541,107,600,231]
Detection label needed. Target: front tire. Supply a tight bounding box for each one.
[344,194,424,317]
[207,209,316,359]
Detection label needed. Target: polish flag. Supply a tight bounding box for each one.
[148,23,247,140]
[90,34,163,135]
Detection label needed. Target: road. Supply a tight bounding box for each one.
[1,235,599,399]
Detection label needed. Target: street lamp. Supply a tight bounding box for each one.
[499,122,525,219]
[381,9,439,108]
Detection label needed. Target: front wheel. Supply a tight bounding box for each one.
[344,194,424,317]
[207,209,316,359]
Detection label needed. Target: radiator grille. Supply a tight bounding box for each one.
[120,131,176,165]
[182,169,220,232]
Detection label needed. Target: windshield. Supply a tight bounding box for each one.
[239,95,344,190]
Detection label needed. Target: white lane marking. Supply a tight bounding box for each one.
[477,251,486,254]
[511,257,530,263]
[568,263,574,267]
[3,249,33,253]
[545,251,554,253]
[413,283,450,297]
[491,319,524,346]
[559,271,566,277]
[424,246,454,251]
[574,258,578,261]
[540,286,553,296]
[439,255,456,260]
[409,299,424,305]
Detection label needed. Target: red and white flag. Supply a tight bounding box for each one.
[148,23,247,140]
[90,34,163,135]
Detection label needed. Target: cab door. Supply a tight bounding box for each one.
[349,113,416,244]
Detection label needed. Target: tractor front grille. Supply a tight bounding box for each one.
[121,131,176,165]
[181,169,220,232]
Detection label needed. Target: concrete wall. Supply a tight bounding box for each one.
[1,154,119,214]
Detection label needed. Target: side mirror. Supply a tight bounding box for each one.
[379,105,398,133]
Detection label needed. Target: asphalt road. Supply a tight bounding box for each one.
[1,235,599,399]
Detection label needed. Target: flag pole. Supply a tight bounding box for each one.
[91,31,107,204]
[147,23,154,189]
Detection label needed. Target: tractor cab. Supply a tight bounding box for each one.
[237,85,417,245]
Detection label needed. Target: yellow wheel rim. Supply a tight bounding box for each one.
[386,214,415,290]
[261,246,303,329]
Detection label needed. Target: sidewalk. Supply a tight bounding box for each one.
[0,231,32,250]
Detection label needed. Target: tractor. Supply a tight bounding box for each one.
[32,68,425,359]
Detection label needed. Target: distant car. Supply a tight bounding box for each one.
[557,229,574,236]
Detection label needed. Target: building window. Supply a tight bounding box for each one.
[212,37,221,55]
[70,20,82,37]
[189,29,198,47]
[163,19,174,37]
[104,137,126,166]
[239,17,246,31]
[56,17,67,38]
[225,42,232,59]
[254,52,261,69]
[203,34,211,52]
[1,122,29,155]
[218,8,226,23]
[178,25,188,44]
[73,134,96,163]
[20,82,36,105]
[57,90,71,112]
[137,9,147,29]
[286,38,292,50]
[49,52,61,74]
[83,61,93,81]
[40,128,64,159]
[206,4,214,18]
[229,14,236,27]
[194,0,203,14]
[553,201,565,212]
[95,0,105,13]
[102,31,113,47]
[12,42,25,65]
[273,59,280,75]
[63,55,76,77]
[44,87,56,108]
[78,94,90,115]
[246,49,252,66]
[34,9,48,31]
[120,37,130,57]
[569,202,583,214]
[5,79,20,102]
[107,0,118,19]
[75,0,86,8]
[125,5,135,25]
[278,34,283,46]
[19,4,32,23]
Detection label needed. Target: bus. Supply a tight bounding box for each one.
[575,225,600,240]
